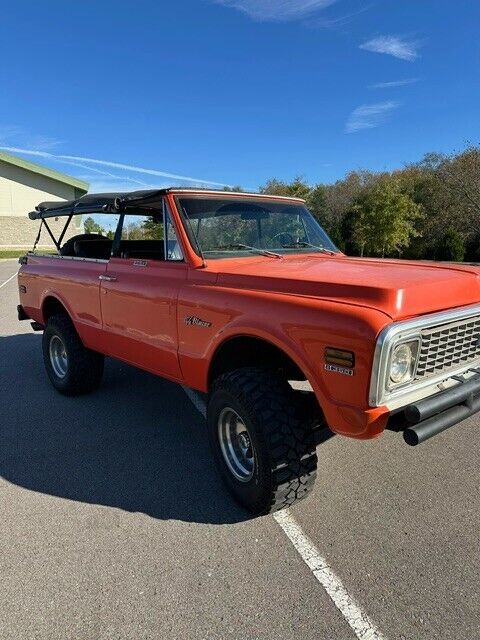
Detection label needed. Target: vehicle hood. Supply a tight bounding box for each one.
[210,254,480,320]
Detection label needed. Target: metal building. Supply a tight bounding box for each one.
[0,151,88,249]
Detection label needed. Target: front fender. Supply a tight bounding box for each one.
[178,285,391,438]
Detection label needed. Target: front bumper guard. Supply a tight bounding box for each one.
[387,369,480,446]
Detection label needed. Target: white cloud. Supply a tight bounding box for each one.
[0,145,230,187]
[370,78,419,89]
[312,4,372,29]
[0,125,62,151]
[56,159,153,188]
[84,179,170,193]
[360,35,420,61]
[213,0,337,21]
[345,101,399,133]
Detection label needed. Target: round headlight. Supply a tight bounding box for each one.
[390,343,413,384]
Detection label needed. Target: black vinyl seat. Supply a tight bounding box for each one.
[60,233,111,257]
[61,235,165,261]
[73,239,113,259]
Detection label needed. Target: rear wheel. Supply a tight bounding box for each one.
[207,367,317,515]
[42,314,104,395]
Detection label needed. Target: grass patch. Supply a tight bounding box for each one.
[0,250,56,259]
[0,250,28,259]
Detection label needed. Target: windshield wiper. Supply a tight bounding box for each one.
[206,243,282,258]
[281,241,337,256]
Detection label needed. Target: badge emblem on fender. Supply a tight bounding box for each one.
[184,315,212,328]
[324,363,354,377]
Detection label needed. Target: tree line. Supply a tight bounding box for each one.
[83,145,479,262]
[83,217,162,241]
[253,146,480,262]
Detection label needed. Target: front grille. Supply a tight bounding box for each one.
[415,315,480,380]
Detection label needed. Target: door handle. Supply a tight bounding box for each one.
[99,274,117,282]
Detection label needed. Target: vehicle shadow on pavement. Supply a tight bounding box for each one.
[0,333,250,525]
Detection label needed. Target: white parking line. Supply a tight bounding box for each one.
[273,510,385,640]
[0,273,17,290]
[182,385,386,640]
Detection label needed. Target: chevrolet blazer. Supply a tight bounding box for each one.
[17,189,480,514]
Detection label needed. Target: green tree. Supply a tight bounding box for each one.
[260,176,311,200]
[465,233,480,262]
[222,185,244,192]
[83,216,105,235]
[122,222,145,240]
[405,147,480,258]
[305,184,326,220]
[393,166,439,259]
[435,228,465,262]
[305,184,344,248]
[142,217,163,239]
[351,177,423,257]
[322,171,380,253]
[435,147,480,236]
[252,143,480,261]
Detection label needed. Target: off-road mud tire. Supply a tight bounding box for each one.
[42,314,104,395]
[207,367,318,515]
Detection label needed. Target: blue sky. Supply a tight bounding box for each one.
[0,0,478,192]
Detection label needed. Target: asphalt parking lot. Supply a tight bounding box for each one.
[0,258,479,640]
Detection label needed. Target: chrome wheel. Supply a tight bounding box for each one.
[218,407,255,482]
[49,335,68,379]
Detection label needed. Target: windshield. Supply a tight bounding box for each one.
[176,196,338,258]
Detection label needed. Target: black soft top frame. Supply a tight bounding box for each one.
[29,189,168,220]
[28,189,171,253]
[27,188,298,253]
[29,188,304,220]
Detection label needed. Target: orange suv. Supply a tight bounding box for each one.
[17,189,480,514]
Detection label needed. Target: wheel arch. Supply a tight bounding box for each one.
[41,294,72,325]
[208,333,309,389]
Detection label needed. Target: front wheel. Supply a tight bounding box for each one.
[207,368,317,515]
[42,314,104,395]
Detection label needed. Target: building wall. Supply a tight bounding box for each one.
[0,216,84,249]
[0,162,84,248]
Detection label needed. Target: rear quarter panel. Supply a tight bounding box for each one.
[18,255,107,350]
